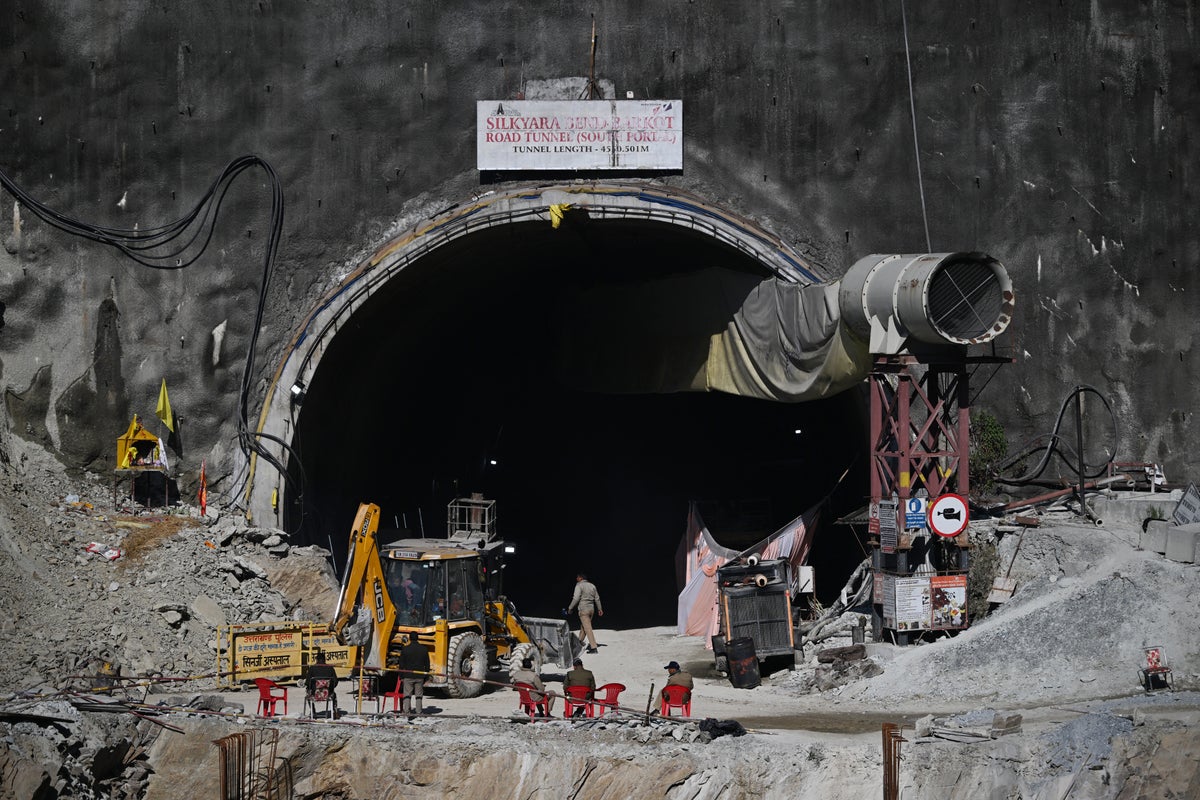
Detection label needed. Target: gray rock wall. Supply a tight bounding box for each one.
[1,1,1196,489]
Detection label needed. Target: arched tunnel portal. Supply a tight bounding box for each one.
[262,185,871,627]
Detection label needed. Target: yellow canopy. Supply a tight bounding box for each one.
[115,415,160,469]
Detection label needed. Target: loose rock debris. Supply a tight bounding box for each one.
[2,444,1200,797]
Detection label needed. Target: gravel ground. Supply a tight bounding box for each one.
[2,434,1199,798]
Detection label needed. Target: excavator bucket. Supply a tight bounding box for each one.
[520,616,583,669]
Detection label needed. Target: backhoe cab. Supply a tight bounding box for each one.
[332,495,577,698]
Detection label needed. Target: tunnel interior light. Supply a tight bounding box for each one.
[290,382,306,405]
[794,428,803,435]
[489,459,498,466]
[504,545,516,554]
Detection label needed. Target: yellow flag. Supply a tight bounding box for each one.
[156,379,175,432]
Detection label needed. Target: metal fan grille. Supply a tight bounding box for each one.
[927,259,1002,340]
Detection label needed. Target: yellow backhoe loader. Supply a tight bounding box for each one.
[332,496,578,697]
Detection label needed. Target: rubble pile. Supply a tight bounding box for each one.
[0,446,337,696]
[2,437,1199,798]
[0,700,150,800]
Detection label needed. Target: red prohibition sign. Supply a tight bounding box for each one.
[928,493,969,538]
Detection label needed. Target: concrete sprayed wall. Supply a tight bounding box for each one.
[1,1,1196,496]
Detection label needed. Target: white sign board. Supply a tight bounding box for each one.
[881,574,897,629]
[1172,483,1200,526]
[795,565,815,595]
[879,500,898,553]
[477,100,683,171]
[894,576,931,631]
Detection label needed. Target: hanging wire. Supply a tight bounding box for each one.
[995,385,1118,486]
[900,0,933,252]
[0,156,303,515]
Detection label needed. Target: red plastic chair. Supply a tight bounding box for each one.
[593,683,626,717]
[514,682,550,719]
[254,678,288,717]
[382,681,405,713]
[660,684,691,717]
[563,685,595,719]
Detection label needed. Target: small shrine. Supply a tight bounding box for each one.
[114,415,170,508]
[116,415,166,470]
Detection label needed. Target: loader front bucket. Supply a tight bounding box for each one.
[521,616,583,669]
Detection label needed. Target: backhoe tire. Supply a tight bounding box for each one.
[507,642,542,680]
[445,632,487,698]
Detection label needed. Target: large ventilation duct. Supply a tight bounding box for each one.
[838,252,1014,354]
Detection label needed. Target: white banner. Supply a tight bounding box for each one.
[477,100,683,171]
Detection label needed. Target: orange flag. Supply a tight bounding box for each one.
[198,460,208,516]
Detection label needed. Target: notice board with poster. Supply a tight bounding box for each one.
[894,577,931,632]
[876,573,969,634]
[930,574,968,629]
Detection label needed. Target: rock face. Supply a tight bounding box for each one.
[0,0,1195,534]
[136,709,1200,800]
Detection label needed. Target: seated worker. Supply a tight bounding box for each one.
[305,650,340,713]
[511,657,554,716]
[563,656,597,717]
[663,660,693,704]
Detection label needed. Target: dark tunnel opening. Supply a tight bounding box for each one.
[284,215,871,627]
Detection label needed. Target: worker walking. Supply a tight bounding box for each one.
[398,634,430,715]
[566,573,603,653]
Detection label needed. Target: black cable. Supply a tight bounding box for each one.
[1,156,304,524]
[996,385,1117,486]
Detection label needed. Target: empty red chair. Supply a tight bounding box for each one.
[382,681,405,713]
[660,684,691,717]
[563,685,595,719]
[593,683,626,717]
[254,678,288,717]
[514,682,550,719]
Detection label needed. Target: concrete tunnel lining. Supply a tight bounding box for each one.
[249,182,870,625]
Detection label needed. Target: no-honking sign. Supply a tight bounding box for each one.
[928,493,969,538]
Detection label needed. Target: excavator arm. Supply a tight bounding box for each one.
[331,502,398,670]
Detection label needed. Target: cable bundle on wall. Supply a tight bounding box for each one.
[0,155,295,512]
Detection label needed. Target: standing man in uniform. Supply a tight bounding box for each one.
[566,573,603,654]
[398,634,430,715]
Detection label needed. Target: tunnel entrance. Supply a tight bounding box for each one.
[277,190,870,627]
